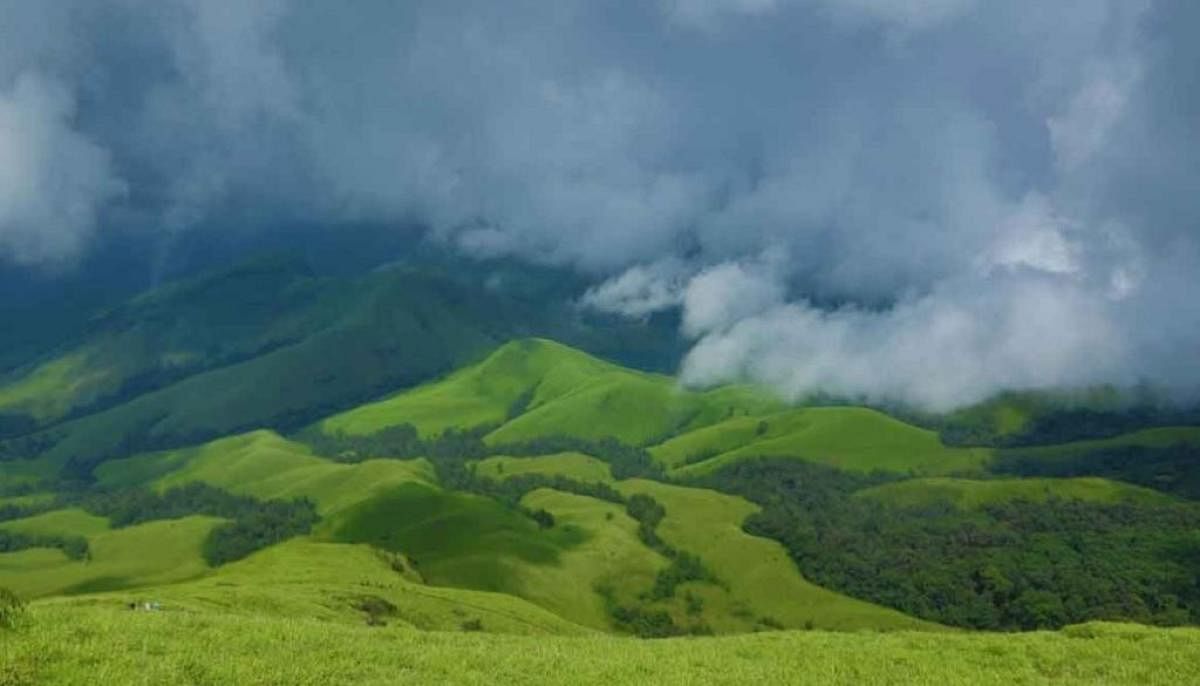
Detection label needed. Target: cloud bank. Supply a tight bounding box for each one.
[1,0,1197,409]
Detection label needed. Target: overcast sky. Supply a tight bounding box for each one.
[1,0,1197,409]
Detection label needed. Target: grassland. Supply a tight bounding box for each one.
[95,430,436,516]
[616,479,935,632]
[3,604,1198,685]
[855,476,1176,509]
[663,407,990,477]
[0,516,221,598]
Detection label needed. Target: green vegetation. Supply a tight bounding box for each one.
[328,483,586,593]
[4,313,1200,683]
[703,459,1200,630]
[0,516,221,598]
[856,476,1174,509]
[474,453,614,484]
[0,257,681,479]
[6,604,1200,684]
[994,438,1200,499]
[96,430,434,516]
[320,339,779,446]
[662,407,989,477]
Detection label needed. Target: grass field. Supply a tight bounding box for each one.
[615,479,934,632]
[3,605,1197,685]
[662,407,990,477]
[0,516,221,598]
[45,537,592,636]
[854,476,1176,509]
[508,488,667,630]
[96,431,435,516]
[0,508,110,538]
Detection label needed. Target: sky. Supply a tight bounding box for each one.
[1,0,1197,410]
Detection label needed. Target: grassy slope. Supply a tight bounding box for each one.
[0,509,110,538]
[855,476,1176,509]
[6,606,1198,685]
[321,338,780,445]
[91,431,661,631]
[95,431,434,516]
[47,538,591,636]
[509,489,667,630]
[326,483,586,592]
[474,453,614,484]
[663,407,990,477]
[0,516,221,598]
[616,479,934,632]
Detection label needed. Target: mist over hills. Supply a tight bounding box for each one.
[2,3,1200,682]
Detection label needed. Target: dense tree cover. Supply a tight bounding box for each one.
[699,459,1200,630]
[306,423,664,480]
[941,405,1200,447]
[0,528,88,560]
[595,583,713,638]
[62,483,317,566]
[993,443,1200,500]
[204,506,319,566]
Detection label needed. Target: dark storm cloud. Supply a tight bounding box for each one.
[0,0,1197,409]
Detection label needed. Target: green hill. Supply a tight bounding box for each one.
[95,431,435,517]
[662,407,990,477]
[320,338,780,446]
[0,515,221,598]
[0,259,683,479]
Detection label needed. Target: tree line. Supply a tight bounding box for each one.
[55,482,318,566]
[698,458,1200,630]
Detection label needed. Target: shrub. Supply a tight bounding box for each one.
[0,587,25,629]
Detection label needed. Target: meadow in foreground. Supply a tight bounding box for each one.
[3,603,1199,685]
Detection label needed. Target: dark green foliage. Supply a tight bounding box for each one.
[0,529,89,561]
[595,583,684,638]
[355,596,397,627]
[460,618,484,632]
[0,587,24,629]
[505,388,536,421]
[203,503,319,566]
[648,552,718,601]
[625,494,667,553]
[62,483,317,566]
[993,443,1200,500]
[527,508,555,529]
[701,458,1200,630]
[941,401,1200,447]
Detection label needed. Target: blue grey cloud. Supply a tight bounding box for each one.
[0,0,1196,408]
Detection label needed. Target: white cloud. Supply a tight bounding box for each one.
[0,73,125,265]
[580,259,690,318]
